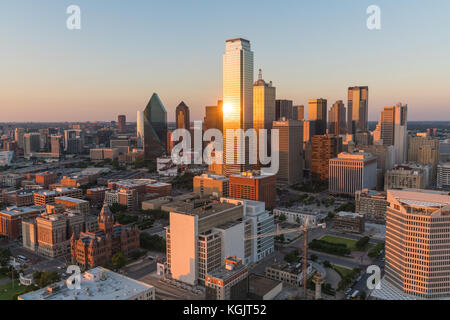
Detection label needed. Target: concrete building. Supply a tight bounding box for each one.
[356,144,395,190]
[265,261,313,287]
[229,170,276,209]
[33,188,83,206]
[275,99,293,120]
[23,133,41,155]
[384,189,450,299]
[90,148,119,161]
[333,211,365,233]
[248,274,283,300]
[222,38,254,176]
[205,257,249,300]
[437,162,450,190]
[308,98,327,136]
[408,135,440,163]
[328,100,346,136]
[272,119,303,185]
[311,135,342,181]
[347,86,369,134]
[18,267,155,300]
[273,207,327,225]
[0,206,44,240]
[165,198,274,286]
[355,189,388,224]
[329,151,377,195]
[193,174,229,198]
[384,164,432,191]
[55,196,90,216]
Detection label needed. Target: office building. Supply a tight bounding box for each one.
[205,257,249,300]
[204,100,223,132]
[308,99,327,136]
[333,211,365,233]
[193,173,229,198]
[0,206,43,240]
[118,115,126,133]
[275,100,293,120]
[136,110,144,148]
[408,135,440,163]
[64,129,84,154]
[229,170,276,209]
[166,198,274,286]
[273,207,327,226]
[14,128,25,149]
[253,69,276,166]
[143,93,167,160]
[384,164,431,191]
[272,119,303,185]
[50,135,63,156]
[0,151,14,166]
[357,144,395,190]
[329,151,377,195]
[35,172,57,187]
[265,261,312,287]
[55,196,90,216]
[437,162,450,190]
[311,135,342,181]
[18,267,155,300]
[328,100,346,136]
[33,187,83,206]
[347,86,368,134]
[355,189,388,224]
[384,189,450,299]
[293,105,304,121]
[23,133,41,155]
[176,101,190,130]
[222,38,254,176]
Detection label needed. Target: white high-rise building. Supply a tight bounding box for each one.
[222,38,254,177]
[136,110,144,148]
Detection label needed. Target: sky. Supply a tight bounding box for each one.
[0,0,449,122]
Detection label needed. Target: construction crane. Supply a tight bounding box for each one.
[245,217,326,299]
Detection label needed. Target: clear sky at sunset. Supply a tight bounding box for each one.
[1,0,449,122]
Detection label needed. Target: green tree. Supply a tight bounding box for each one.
[310,254,318,262]
[278,214,287,222]
[0,248,11,266]
[112,252,128,269]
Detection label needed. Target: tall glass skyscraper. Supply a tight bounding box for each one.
[222,38,254,176]
[347,86,369,134]
[175,101,190,130]
[136,110,144,148]
[143,93,167,160]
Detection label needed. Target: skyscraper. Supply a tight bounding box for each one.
[118,115,126,133]
[293,105,305,121]
[275,100,293,120]
[311,135,342,181]
[23,133,40,156]
[222,38,254,177]
[253,69,276,167]
[143,93,167,160]
[14,128,25,149]
[272,119,303,185]
[308,98,327,136]
[328,100,346,136]
[136,111,144,148]
[204,100,223,132]
[347,86,369,134]
[175,101,190,130]
[374,103,408,165]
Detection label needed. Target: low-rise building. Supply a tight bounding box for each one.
[33,188,83,206]
[86,187,108,205]
[437,162,450,190]
[0,206,44,240]
[265,261,313,287]
[273,207,327,225]
[18,267,155,300]
[333,211,365,233]
[55,196,90,216]
[355,189,388,224]
[247,274,283,300]
[194,174,229,198]
[384,164,432,191]
[205,257,249,300]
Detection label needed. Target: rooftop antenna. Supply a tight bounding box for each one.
[258,69,262,81]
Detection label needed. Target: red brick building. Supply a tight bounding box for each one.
[35,172,57,187]
[86,187,108,205]
[229,171,276,209]
[70,203,140,270]
[0,206,43,240]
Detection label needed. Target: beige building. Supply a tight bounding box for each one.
[347,86,368,134]
[355,189,388,224]
[308,98,327,136]
[384,165,430,191]
[329,151,377,195]
[408,135,440,163]
[385,189,450,299]
[193,174,229,198]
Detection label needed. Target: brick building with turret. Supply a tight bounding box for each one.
[70,203,140,270]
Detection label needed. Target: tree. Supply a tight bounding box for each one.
[278,214,287,222]
[112,252,127,269]
[355,236,370,251]
[0,248,11,266]
[323,260,332,268]
[310,254,318,262]
[140,233,166,252]
[109,203,128,214]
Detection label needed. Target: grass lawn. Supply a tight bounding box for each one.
[0,280,28,300]
[320,235,358,251]
[333,265,352,278]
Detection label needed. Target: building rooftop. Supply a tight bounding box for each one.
[55,196,88,204]
[18,267,154,300]
[248,274,282,297]
[0,206,44,217]
[174,201,242,219]
[231,170,275,180]
[336,211,363,218]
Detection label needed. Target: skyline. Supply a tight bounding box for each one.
[1,0,450,122]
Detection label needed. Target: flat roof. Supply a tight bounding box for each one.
[55,196,88,204]
[174,201,241,218]
[0,206,43,216]
[18,267,154,300]
[336,211,362,218]
[248,274,282,296]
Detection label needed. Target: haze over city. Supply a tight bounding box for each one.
[1,0,450,122]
